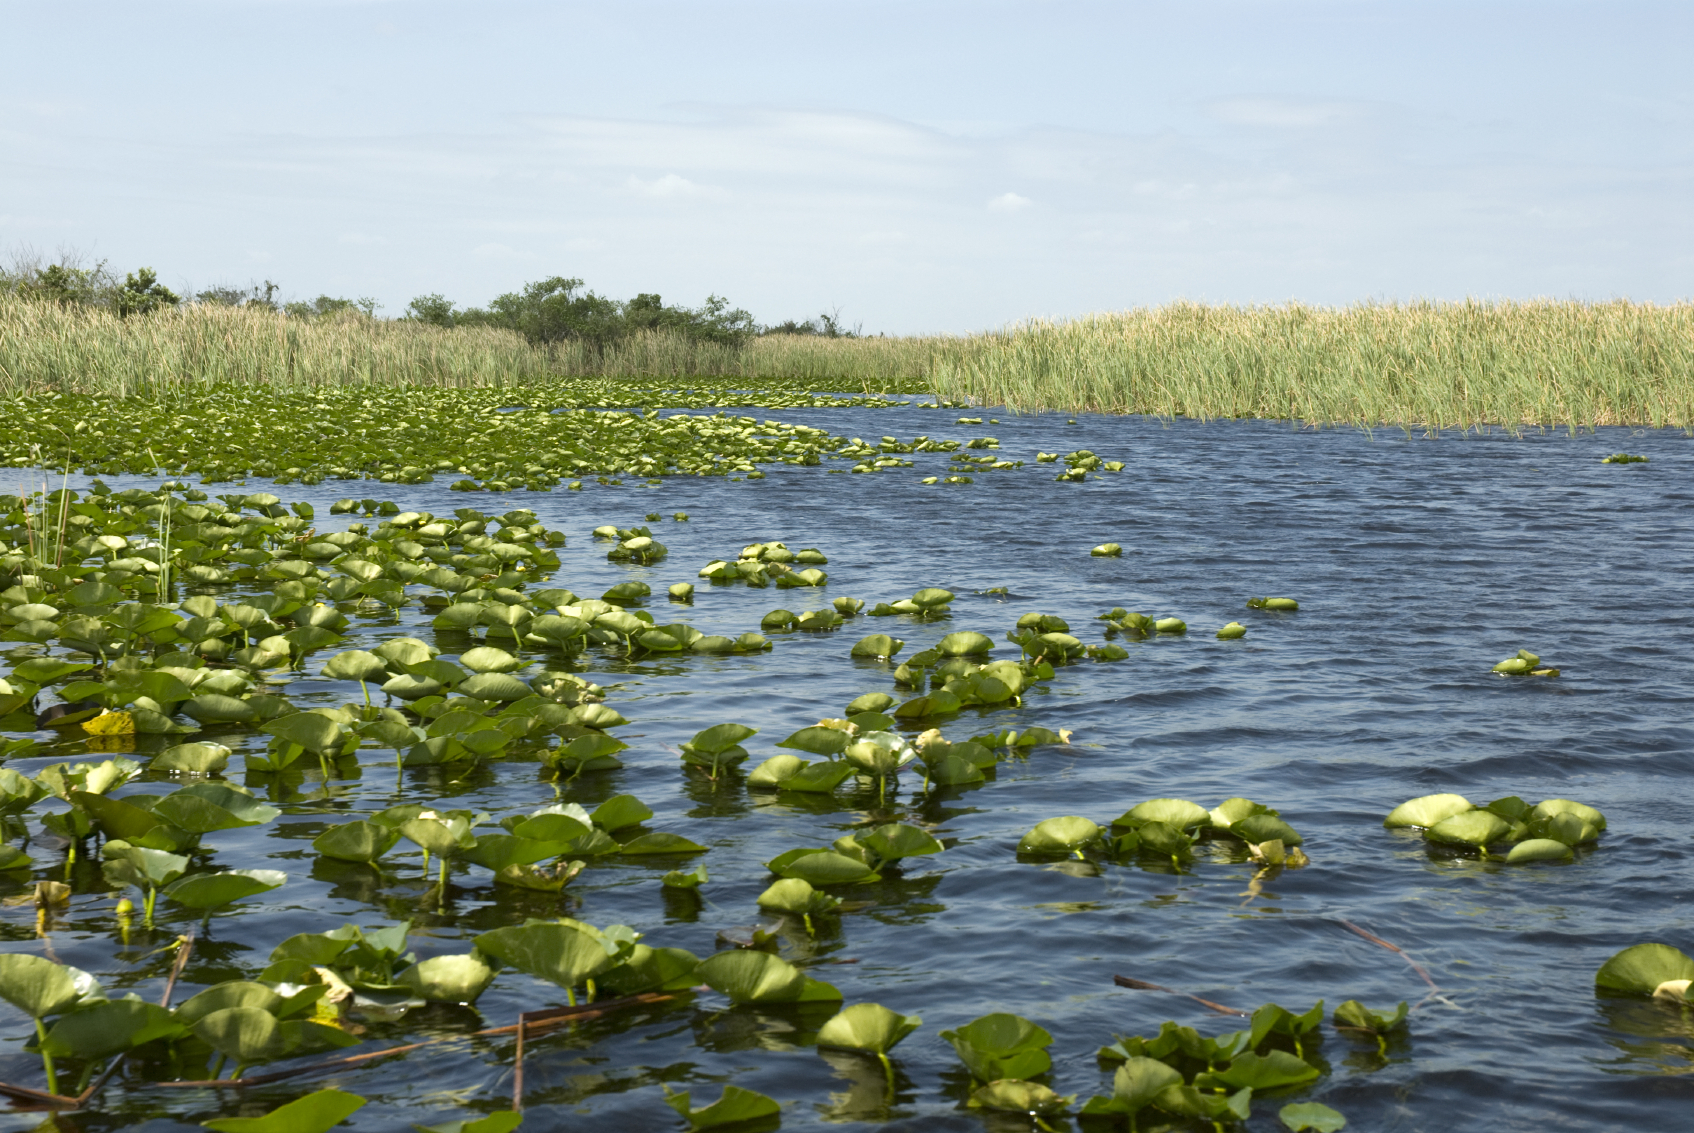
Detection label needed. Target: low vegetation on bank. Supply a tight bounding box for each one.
[2,255,1690,431]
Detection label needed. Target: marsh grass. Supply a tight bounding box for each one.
[6,293,1693,430]
[928,300,1694,433]
[0,294,932,395]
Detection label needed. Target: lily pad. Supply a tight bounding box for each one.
[201,1088,366,1133]
[816,1001,922,1054]
[1018,816,1101,853]
[1425,810,1510,848]
[1281,1102,1347,1132]
[1383,793,1473,829]
[697,949,840,1004]
[164,869,286,909]
[1595,943,1694,998]
[664,1085,780,1131]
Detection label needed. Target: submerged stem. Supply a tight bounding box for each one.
[33,1017,57,1095]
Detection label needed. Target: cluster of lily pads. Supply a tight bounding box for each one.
[697,540,830,589]
[1019,796,1308,871]
[2,384,936,489]
[1600,453,1648,464]
[0,472,1433,1130]
[1491,649,1559,677]
[1384,793,1605,861]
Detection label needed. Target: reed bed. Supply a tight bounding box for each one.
[0,294,934,395]
[5,293,1692,430]
[928,300,1694,432]
[0,294,553,395]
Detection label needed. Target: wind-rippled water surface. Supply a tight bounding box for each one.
[3,409,1691,1132]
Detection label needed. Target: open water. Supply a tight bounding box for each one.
[1,408,1691,1132]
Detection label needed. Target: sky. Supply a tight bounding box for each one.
[3,1,1690,334]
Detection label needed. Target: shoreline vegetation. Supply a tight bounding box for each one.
[1,259,1690,431]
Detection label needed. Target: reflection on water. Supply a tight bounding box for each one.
[813,1047,916,1124]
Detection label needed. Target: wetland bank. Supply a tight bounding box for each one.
[0,297,1690,1131]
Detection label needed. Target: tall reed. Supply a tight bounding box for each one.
[0,295,554,395]
[928,300,1694,432]
[6,293,1692,430]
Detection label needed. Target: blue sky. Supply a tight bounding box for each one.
[3,1,1689,333]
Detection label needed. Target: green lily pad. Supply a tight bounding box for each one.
[664,1085,780,1131]
[396,952,497,1004]
[1425,810,1510,848]
[1280,1102,1347,1132]
[816,1001,922,1053]
[1596,943,1694,998]
[202,1088,366,1133]
[969,1079,1073,1114]
[1017,816,1101,853]
[1383,793,1473,829]
[313,820,402,864]
[164,869,286,909]
[1506,838,1574,863]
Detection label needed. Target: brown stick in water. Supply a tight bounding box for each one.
[1338,918,1440,991]
[1112,975,1248,1016]
[153,992,674,1090]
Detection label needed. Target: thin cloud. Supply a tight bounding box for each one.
[988,192,1032,212]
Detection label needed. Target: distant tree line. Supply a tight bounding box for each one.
[404,279,860,349]
[2,250,862,344]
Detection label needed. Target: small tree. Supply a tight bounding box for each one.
[114,268,180,317]
[404,293,456,326]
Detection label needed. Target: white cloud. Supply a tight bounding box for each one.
[626,173,718,199]
[988,192,1032,212]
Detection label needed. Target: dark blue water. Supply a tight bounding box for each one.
[2,410,1691,1131]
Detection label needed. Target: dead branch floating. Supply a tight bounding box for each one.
[154,992,673,1091]
[1338,918,1441,991]
[1111,974,1247,1016]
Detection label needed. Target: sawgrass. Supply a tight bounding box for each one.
[927,300,1694,432]
[6,292,1692,430]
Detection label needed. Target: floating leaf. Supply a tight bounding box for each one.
[1280,1102,1347,1132]
[777,850,878,885]
[591,794,653,832]
[411,1113,523,1133]
[152,742,231,773]
[1383,793,1473,829]
[1505,838,1573,863]
[474,922,618,990]
[619,832,706,855]
[664,1085,780,1131]
[816,1001,922,1054]
[313,821,402,863]
[164,869,286,909]
[202,1088,366,1133]
[1333,999,1408,1035]
[0,954,84,1019]
[697,949,839,1004]
[969,1079,1073,1115]
[41,998,185,1060]
[1595,943,1694,998]
[942,1012,1053,1081]
[1425,810,1509,848]
[1200,1049,1319,1090]
[1017,816,1100,853]
[396,952,497,1004]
